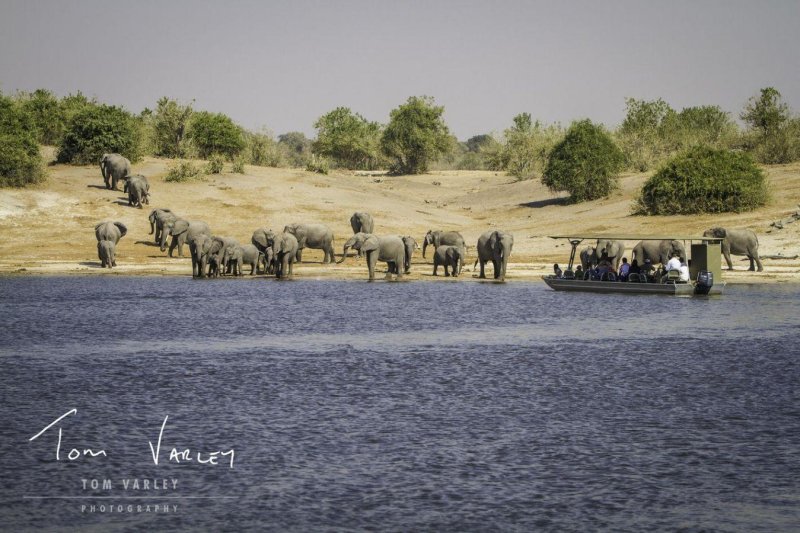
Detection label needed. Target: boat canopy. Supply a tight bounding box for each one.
[548,235,722,242]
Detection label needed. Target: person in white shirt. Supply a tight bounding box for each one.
[679,257,690,282]
[665,254,682,273]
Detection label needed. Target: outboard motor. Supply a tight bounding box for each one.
[694,270,714,295]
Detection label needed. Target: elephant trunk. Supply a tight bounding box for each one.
[149,218,155,235]
[337,244,350,264]
[159,230,169,252]
[422,240,428,259]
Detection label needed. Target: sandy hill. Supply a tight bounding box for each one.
[1,154,799,282]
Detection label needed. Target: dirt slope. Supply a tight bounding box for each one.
[1,155,798,282]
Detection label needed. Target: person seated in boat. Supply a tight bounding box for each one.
[661,253,683,282]
[642,259,655,282]
[575,265,584,279]
[679,257,690,282]
[629,259,641,276]
[618,257,630,281]
[553,263,563,278]
[596,259,614,280]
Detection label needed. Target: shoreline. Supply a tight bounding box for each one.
[0,259,795,284]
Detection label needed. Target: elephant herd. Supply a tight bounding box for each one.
[100,153,150,209]
[579,229,763,273]
[97,205,516,281]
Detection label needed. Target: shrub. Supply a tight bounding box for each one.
[164,161,202,182]
[206,154,224,174]
[305,156,330,175]
[188,111,245,159]
[244,131,282,167]
[231,157,246,174]
[542,119,624,202]
[381,96,451,175]
[56,103,141,164]
[313,107,383,170]
[635,146,768,215]
[0,94,46,187]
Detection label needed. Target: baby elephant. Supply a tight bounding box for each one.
[228,244,262,276]
[433,245,463,277]
[97,240,116,268]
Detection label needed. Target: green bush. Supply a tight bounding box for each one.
[740,88,799,164]
[188,111,245,159]
[56,103,141,164]
[15,89,64,146]
[0,94,46,187]
[635,146,768,215]
[278,131,312,167]
[542,119,624,202]
[206,154,224,174]
[164,161,202,182]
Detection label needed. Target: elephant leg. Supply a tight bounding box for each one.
[754,253,763,272]
[168,236,178,257]
[479,260,486,279]
[444,264,450,277]
[723,251,733,270]
[432,261,438,276]
[368,253,377,281]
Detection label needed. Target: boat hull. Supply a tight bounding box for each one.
[542,276,725,295]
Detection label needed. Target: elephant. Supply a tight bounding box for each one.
[189,233,216,278]
[474,230,514,281]
[252,228,278,274]
[702,227,763,271]
[632,239,687,267]
[350,212,374,234]
[94,221,127,244]
[422,230,466,259]
[338,232,405,281]
[227,244,262,276]
[216,237,241,275]
[595,239,625,270]
[283,223,335,263]
[401,236,418,274]
[207,254,222,278]
[433,245,463,277]
[148,208,177,244]
[272,232,299,279]
[580,245,598,271]
[100,153,131,191]
[124,175,150,209]
[160,219,211,258]
[97,240,116,268]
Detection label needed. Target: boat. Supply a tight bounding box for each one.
[542,235,726,296]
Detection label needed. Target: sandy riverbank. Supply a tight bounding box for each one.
[1,154,798,283]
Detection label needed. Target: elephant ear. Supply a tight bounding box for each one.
[114,222,128,238]
[252,230,268,250]
[362,235,380,252]
[714,228,727,238]
[172,219,190,235]
[94,222,105,232]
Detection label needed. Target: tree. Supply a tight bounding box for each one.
[0,93,46,186]
[496,113,563,180]
[152,97,194,158]
[56,103,142,164]
[380,96,451,175]
[278,131,312,167]
[635,146,768,215]
[188,111,245,159]
[617,98,675,171]
[740,87,799,164]
[542,119,624,202]
[15,89,64,145]
[312,107,382,170]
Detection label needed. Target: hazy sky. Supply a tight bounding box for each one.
[1,0,798,139]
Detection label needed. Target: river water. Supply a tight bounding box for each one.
[0,276,798,531]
